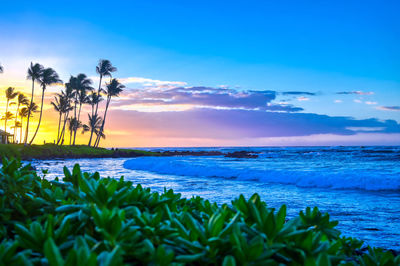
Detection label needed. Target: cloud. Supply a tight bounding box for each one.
[346,127,385,132]
[334,100,343,103]
[296,96,310,101]
[365,101,377,105]
[115,86,303,112]
[107,108,400,140]
[282,91,316,96]
[118,77,187,87]
[376,106,400,112]
[353,99,362,103]
[337,91,374,95]
[88,76,187,88]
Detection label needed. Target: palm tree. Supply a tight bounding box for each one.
[22,102,39,143]
[58,80,76,145]
[82,114,102,144]
[51,94,63,144]
[2,112,15,139]
[92,60,116,145]
[14,93,29,142]
[0,63,3,73]
[87,92,103,117]
[29,68,62,145]
[25,63,44,144]
[19,107,29,144]
[67,118,82,145]
[51,92,73,144]
[4,87,18,134]
[72,73,93,145]
[94,78,125,147]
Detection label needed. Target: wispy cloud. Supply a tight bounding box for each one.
[118,77,187,87]
[88,76,187,88]
[334,100,343,103]
[296,96,310,101]
[365,101,377,105]
[337,91,374,95]
[282,91,316,96]
[376,106,400,112]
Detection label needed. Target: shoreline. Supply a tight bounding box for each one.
[0,144,259,160]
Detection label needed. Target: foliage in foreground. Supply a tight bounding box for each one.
[0,158,399,265]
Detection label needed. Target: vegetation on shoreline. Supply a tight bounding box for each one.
[1,60,122,147]
[0,157,399,265]
[0,144,157,160]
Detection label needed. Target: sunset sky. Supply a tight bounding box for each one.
[0,0,399,147]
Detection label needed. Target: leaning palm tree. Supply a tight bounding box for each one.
[58,80,76,145]
[0,63,3,73]
[51,94,63,144]
[87,91,103,117]
[82,114,102,145]
[25,63,44,144]
[4,87,18,133]
[72,73,93,145]
[14,93,29,142]
[29,68,62,145]
[67,117,82,145]
[94,78,125,147]
[51,92,73,144]
[19,107,30,144]
[92,60,116,145]
[22,102,39,143]
[2,112,15,139]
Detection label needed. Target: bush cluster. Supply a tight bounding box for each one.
[0,157,399,265]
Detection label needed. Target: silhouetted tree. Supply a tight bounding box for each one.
[25,63,44,144]
[94,78,124,147]
[4,87,18,135]
[72,74,93,145]
[91,60,116,146]
[82,114,102,144]
[14,93,29,142]
[29,68,62,144]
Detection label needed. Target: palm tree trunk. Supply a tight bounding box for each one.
[58,112,67,145]
[69,124,73,145]
[95,96,110,147]
[24,79,35,144]
[88,104,95,146]
[73,103,82,145]
[14,103,20,143]
[94,75,102,117]
[91,75,102,146]
[20,117,24,144]
[5,99,9,133]
[29,87,45,145]
[56,112,62,144]
[60,112,69,145]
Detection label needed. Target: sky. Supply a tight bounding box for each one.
[0,0,399,147]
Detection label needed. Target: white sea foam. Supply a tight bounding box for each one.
[123,156,400,191]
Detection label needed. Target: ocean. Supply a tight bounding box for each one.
[30,146,400,250]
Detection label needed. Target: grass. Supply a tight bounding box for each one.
[0,157,399,265]
[0,144,158,160]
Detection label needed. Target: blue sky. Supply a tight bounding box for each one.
[0,0,399,146]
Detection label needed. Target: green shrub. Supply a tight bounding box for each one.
[0,157,399,265]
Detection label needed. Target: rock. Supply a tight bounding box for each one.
[224,151,258,158]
